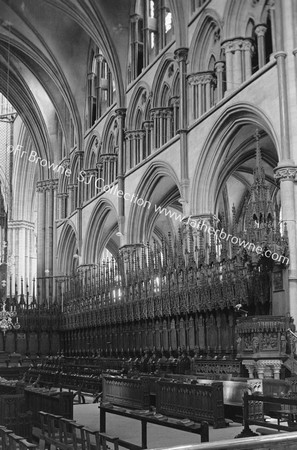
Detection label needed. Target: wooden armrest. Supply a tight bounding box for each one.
[99,432,119,443]
[83,427,99,434]
[19,439,38,449]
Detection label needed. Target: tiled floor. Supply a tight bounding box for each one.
[74,403,250,450]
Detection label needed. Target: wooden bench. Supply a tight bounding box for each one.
[0,394,32,439]
[102,375,150,410]
[24,386,73,428]
[235,392,297,438]
[38,411,120,450]
[0,426,37,450]
[99,404,209,449]
[156,379,226,428]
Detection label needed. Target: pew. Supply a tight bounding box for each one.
[38,411,121,450]
[156,379,226,428]
[24,386,73,429]
[0,394,32,439]
[0,426,37,450]
[102,375,150,409]
[99,404,209,448]
[235,392,297,438]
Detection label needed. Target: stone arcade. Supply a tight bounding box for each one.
[0,1,297,449]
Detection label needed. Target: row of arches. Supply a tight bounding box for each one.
[57,102,280,275]
[84,0,274,141]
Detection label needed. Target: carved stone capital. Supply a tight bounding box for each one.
[215,61,225,73]
[274,165,297,181]
[242,359,256,378]
[36,179,58,192]
[115,108,127,118]
[222,38,253,54]
[254,24,267,38]
[174,48,188,63]
[242,39,254,52]
[57,193,68,199]
[87,72,95,80]
[188,71,216,86]
[75,151,84,159]
[150,107,172,119]
[255,359,283,379]
[142,120,153,131]
[60,158,70,169]
[274,51,287,61]
[95,53,104,63]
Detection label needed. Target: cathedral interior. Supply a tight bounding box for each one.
[0,0,297,448]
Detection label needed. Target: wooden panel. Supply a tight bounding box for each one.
[40,333,49,355]
[102,375,150,409]
[24,387,73,428]
[16,333,27,354]
[28,333,38,355]
[50,333,60,354]
[156,380,226,428]
[5,332,15,353]
[0,394,32,438]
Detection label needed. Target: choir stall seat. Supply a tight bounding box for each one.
[83,427,119,450]
[38,412,120,450]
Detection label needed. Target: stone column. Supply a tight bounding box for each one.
[204,73,216,110]
[170,97,179,135]
[125,132,133,170]
[87,72,95,128]
[274,52,290,160]
[233,39,243,86]
[143,120,153,157]
[95,53,103,118]
[256,361,265,379]
[272,360,282,379]
[273,50,297,321]
[130,15,141,80]
[274,166,297,320]
[96,162,103,191]
[116,108,126,235]
[175,48,189,206]
[274,0,284,51]
[47,180,58,305]
[150,109,161,151]
[242,39,254,80]
[269,0,277,52]
[76,151,84,207]
[215,61,225,101]
[222,41,234,92]
[37,179,58,304]
[255,24,267,68]
[36,182,46,295]
[143,0,150,68]
[67,184,75,213]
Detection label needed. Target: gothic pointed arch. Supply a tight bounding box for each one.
[126,82,151,129]
[57,220,78,275]
[84,132,101,170]
[126,160,181,244]
[83,199,119,263]
[191,102,279,214]
[188,8,222,73]
[151,53,177,107]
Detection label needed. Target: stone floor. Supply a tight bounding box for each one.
[73,403,254,450]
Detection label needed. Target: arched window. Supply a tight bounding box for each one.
[86,46,116,129]
[189,16,222,120]
[128,0,174,82]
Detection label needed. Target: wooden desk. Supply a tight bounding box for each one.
[99,404,209,449]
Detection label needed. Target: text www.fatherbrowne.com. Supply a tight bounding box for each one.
[10,145,288,265]
[154,205,289,266]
